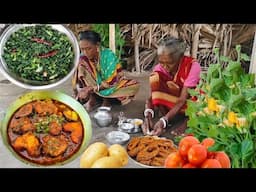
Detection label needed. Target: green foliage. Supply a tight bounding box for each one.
[185,45,256,168]
[92,24,125,61]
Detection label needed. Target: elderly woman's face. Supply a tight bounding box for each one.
[79,40,99,60]
[158,53,179,72]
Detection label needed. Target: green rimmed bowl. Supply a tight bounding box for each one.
[0,90,92,167]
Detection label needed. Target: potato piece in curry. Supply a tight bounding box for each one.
[12,132,40,157]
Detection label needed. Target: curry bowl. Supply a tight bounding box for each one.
[0,90,92,167]
[0,24,80,90]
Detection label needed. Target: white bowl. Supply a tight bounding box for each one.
[106,131,130,145]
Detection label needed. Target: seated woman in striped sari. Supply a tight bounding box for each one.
[72,30,140,111]
[142,37,201,136]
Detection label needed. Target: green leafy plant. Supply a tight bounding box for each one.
[185,45,256,168]
[92,24,125,61]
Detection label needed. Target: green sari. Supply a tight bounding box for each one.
[72,47,140,105]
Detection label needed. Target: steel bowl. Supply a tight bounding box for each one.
[118,120,141,134]
[0,24,80,90]
[119,122,135,132]
[0,90,92,167]
[106,131,130,145]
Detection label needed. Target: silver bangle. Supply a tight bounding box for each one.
[144,108,154,118]
[160,117,168,129]
[97,84,100,91]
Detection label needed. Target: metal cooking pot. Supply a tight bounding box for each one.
[94,106,112,127]
[0,90,92,167]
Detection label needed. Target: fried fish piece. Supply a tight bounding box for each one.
[34,100,58,116]
[49,121,62,136]
[15,103,33,118]
[42,135,68,157]
[9,117,35,134]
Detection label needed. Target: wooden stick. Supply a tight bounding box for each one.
[109,24,116,53]
[133,24,140,73]
[191,24,201,58]
[249,32,256,82]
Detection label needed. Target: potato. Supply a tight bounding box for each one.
[63,110,78,121]
[91,156,123,168]
[80,142,109,168]
[108,144,128,166]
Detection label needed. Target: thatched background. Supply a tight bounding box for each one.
[68,24,256,73]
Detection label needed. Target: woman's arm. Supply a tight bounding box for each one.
[151,86,189,136]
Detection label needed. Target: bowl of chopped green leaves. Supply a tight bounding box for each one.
[0,24,80,89]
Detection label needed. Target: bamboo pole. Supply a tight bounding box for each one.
[223,30,228,57]
[134,24,140,73]
[249,32,256,81]
[109,24,116,53]
[191,24,201,58]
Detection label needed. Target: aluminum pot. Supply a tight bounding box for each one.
[94,106,112,127]
[0,24,80,90]
[0,90,92,167]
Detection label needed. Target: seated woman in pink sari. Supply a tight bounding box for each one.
[72,30,140,111]
[142,37,201,136]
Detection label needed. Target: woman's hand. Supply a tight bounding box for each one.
[150,119,165,136]
[101,81,110,89]
[93,85,99,92]
[117,71,125,81]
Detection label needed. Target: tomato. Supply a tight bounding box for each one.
[201,159,222,168]
[188,144,207,166]
[182,163,197,168]
[181,155,189,164]
[164,152,184,168]
[213,151,231,168]
[201,138,215,149]
[207,151,216,159]
[178,136,200,157]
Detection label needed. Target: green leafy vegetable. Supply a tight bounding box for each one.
[3,25,74,82]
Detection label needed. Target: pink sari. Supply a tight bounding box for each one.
[150,56,199,113]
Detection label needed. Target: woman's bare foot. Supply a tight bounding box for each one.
[170,118,188,136]
[84,94,97,112]
[77,86,94,101]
